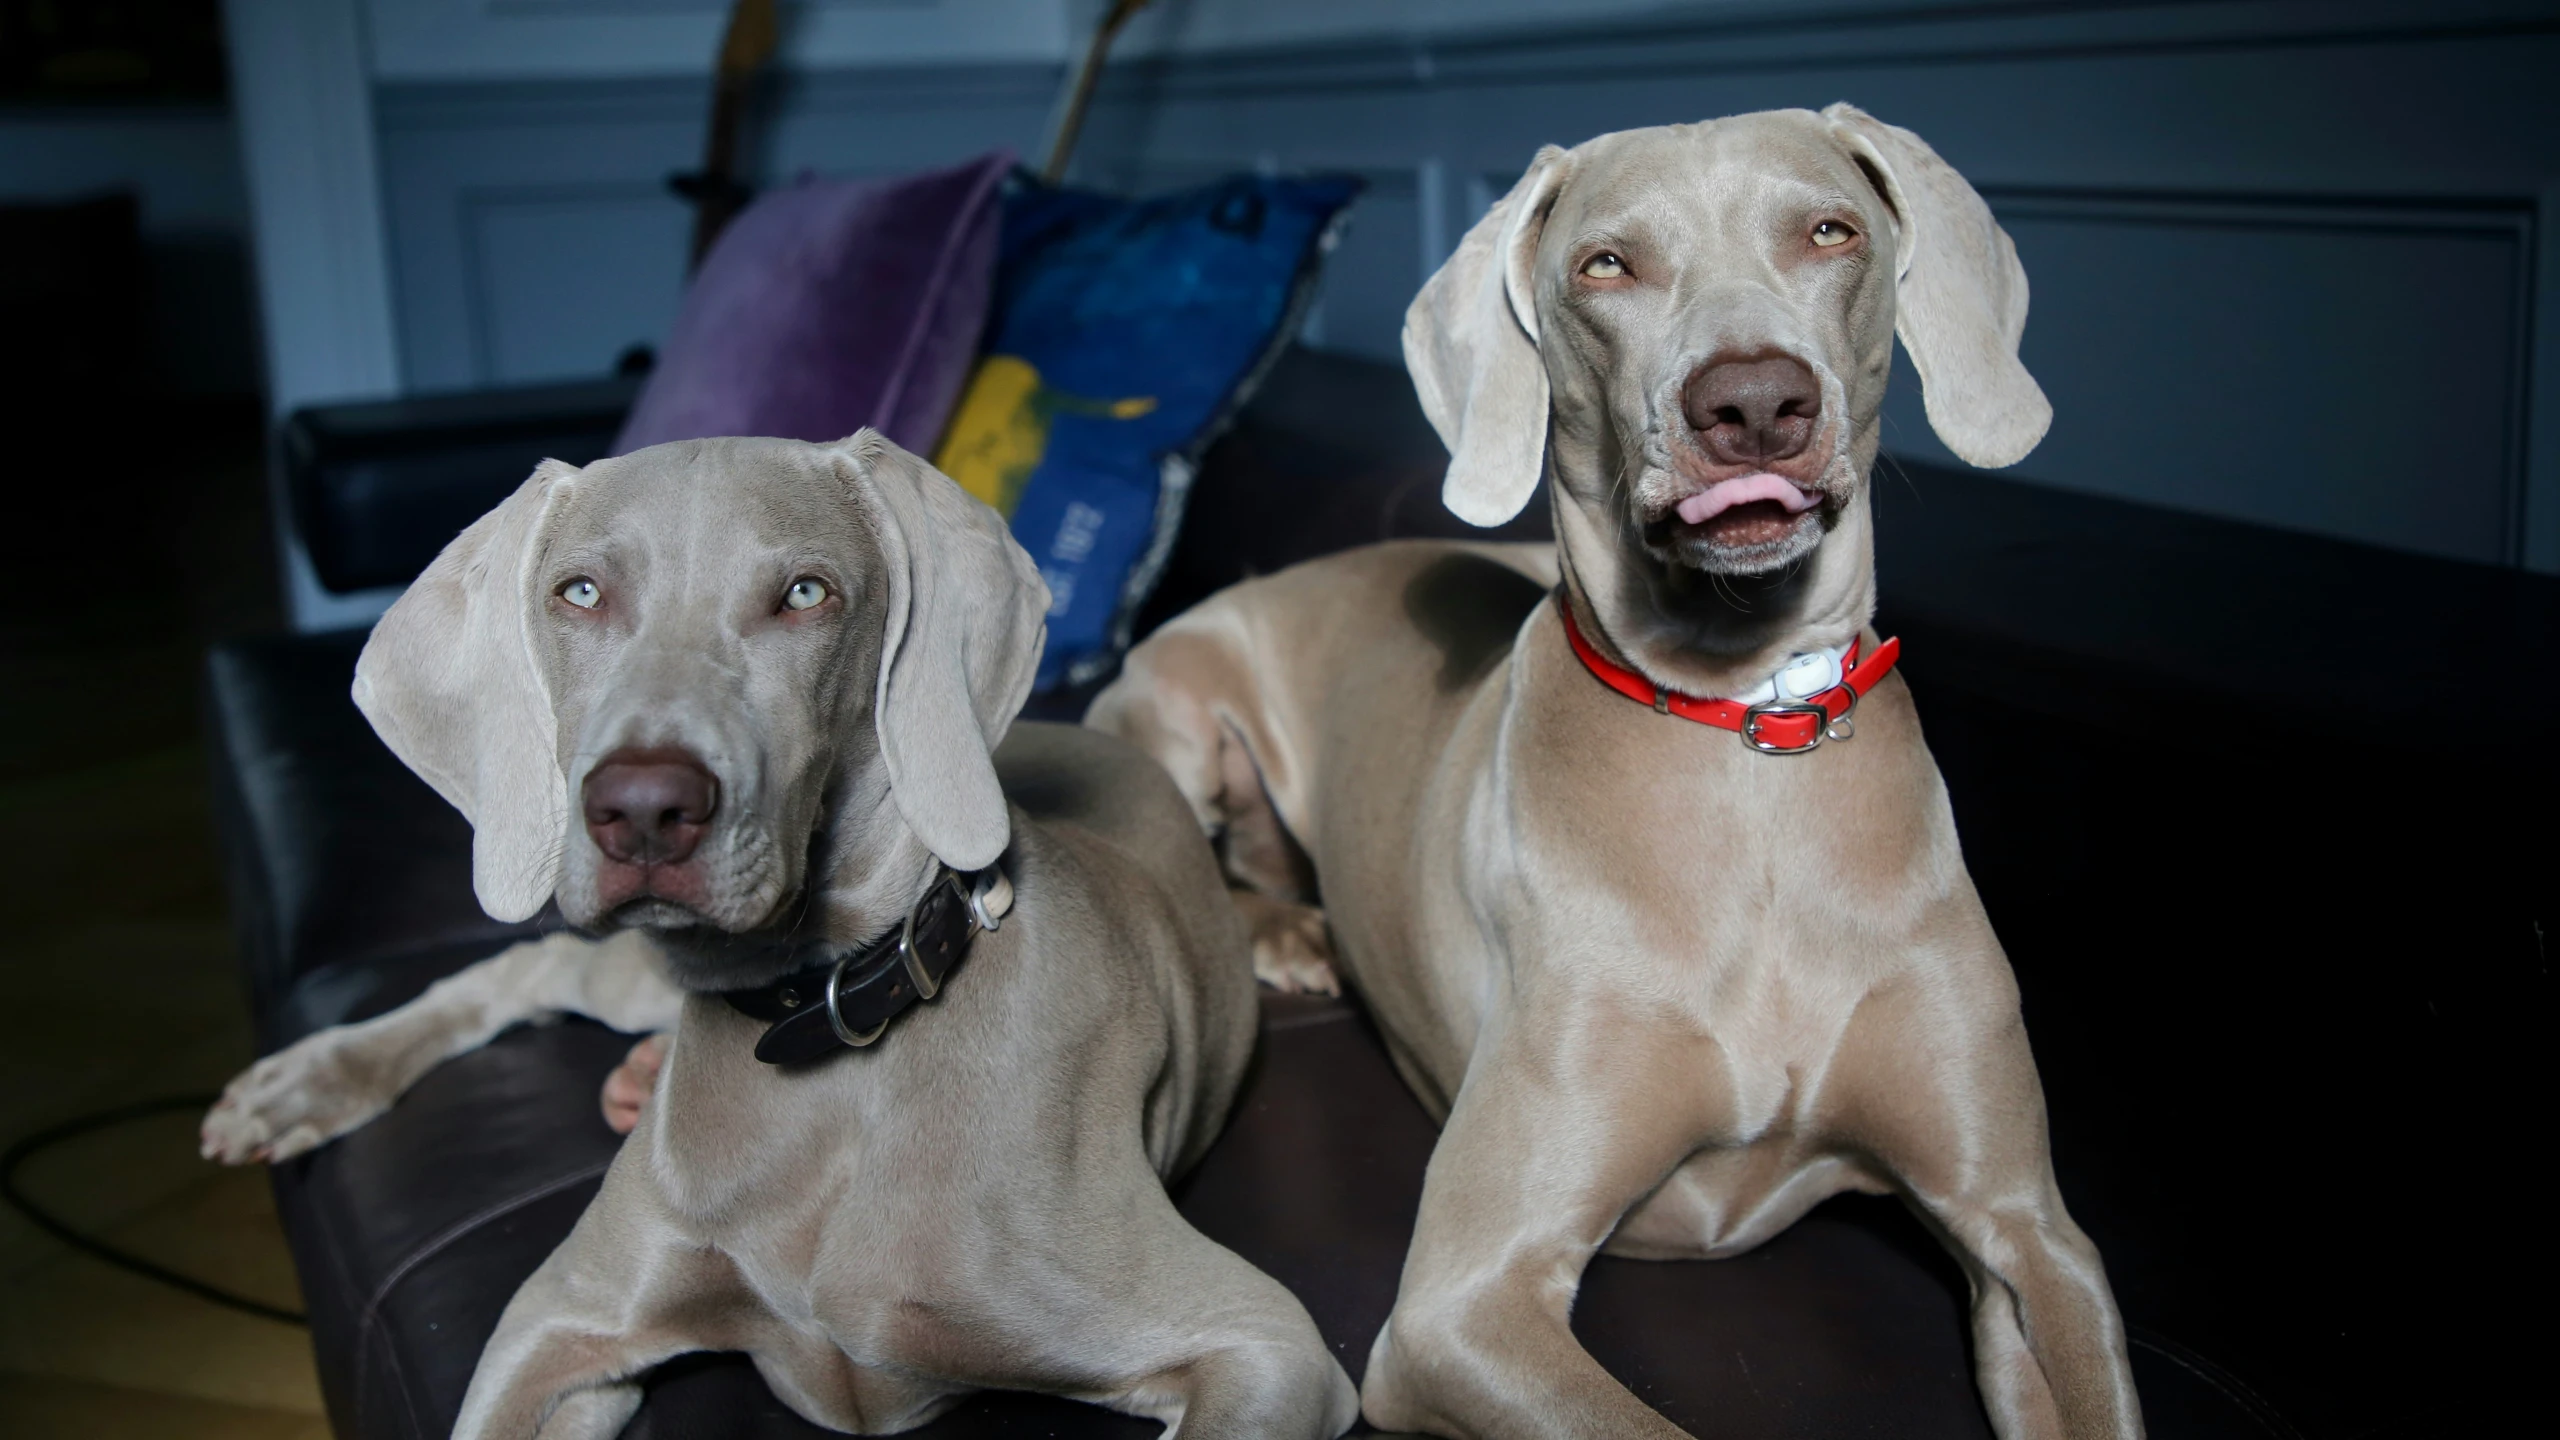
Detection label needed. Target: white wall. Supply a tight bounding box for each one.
[224,0,409,630]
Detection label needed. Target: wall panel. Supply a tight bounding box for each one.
[362,0,2560,568]
[465,185,691,382]
[375,67,1056,393]
[1073,0,2560,568]
[1883,191,2533,563]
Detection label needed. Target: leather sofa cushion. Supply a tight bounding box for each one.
[269,962,2015,1439]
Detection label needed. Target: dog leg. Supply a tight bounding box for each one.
[202,929,680,1163]
[1361,1024,1702,1440]
[1090,632,1337,995]
[1838,1003,2144,1439]
[1008,1184,1356,1439]
[452,1162,738,1440]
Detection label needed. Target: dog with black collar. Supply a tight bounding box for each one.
[202,431,1356,1438]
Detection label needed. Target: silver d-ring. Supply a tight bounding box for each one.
[1825,684,1860,742]
[824,951,887,1047]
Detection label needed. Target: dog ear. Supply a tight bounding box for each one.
[1824,103,2051,469]
[836,430,1048,872]
[352,459,577,923]
[1405,146,1572,527]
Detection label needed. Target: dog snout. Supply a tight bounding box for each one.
[1684,354,1821,467]
[582,749,720,865]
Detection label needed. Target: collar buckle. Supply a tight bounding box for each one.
[1742,695,1836,754]
[749,862,993,1062]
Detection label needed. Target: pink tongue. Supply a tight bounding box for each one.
[1675,473,1821,526]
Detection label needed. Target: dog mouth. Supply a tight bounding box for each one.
[1645,472,1826,566]
[599,880,801,937]
[583,856,799,939]
[607,896,719,930]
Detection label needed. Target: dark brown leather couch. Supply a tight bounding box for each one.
[209,348,2552,1439]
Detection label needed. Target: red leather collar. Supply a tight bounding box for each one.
[1556,595,1900,754]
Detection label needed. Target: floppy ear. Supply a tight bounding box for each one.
[1824,102,2050,469]
[1405,146,1572,527]
[352,459,576,923]
[835,430,1048,872]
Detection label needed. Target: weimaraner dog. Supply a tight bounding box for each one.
[201,432,1357,1439]
[1087,106,2143,1439]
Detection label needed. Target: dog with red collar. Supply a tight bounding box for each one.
[1089,106,2141,1440]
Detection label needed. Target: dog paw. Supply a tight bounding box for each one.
[199,1040,391,1165]
[1231,890,1341,996]
[600,1032,670,1135]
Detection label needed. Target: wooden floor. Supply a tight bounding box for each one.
[0,399,329,1439]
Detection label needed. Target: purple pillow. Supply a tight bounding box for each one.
[613,151,1011,456]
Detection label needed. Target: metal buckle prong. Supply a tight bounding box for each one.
[899,874,955,1002]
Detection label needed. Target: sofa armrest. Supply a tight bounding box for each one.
[282,375,641,595]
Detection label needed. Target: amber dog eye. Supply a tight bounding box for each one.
[782,578,829,612]
[1580,252,1627,279]
[1811,220,1856,248]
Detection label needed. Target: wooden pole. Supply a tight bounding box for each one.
[680,0,780,269]
[1040,0,1154,185]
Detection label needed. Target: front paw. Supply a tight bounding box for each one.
[200,1038,394,1164]
[1231,890,1342,996]
[599,1032,669,1135]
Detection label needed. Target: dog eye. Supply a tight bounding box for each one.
[1580,252,1627,279]
[782,578,829,612]
[560,578,602,609]
[1811,220,1856,248]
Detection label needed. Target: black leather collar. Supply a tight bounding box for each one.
[720,865,1005,1066]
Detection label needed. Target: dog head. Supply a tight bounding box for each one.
[352,432,1047,989]
[1406,104,2045,687]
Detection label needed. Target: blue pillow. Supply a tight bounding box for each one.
[934,172,1363,688]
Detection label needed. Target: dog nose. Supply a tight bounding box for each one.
[582,750,719,866]
[1684,355,1822,466]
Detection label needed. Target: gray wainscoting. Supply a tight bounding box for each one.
[366,0,2560,569]
[374,66,1059,394]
